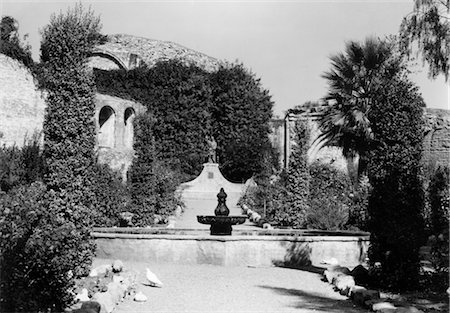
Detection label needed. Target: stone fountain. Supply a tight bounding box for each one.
[197,188,246,235]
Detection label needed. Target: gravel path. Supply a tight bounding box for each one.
[94,259,369,313]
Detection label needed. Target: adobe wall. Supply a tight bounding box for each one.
[0,54,46,146]
[423,109,450,172]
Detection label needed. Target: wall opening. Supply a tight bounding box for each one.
[98,106,115,148]
[124,107,135,149]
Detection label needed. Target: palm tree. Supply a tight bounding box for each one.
[315,37,401,184]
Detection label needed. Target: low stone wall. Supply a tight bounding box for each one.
[92,229,369,268]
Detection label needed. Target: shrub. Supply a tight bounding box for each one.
[367,76,426,291]
[426,166,449,292]
[240,120,309,228]
[307,162,352,230]
[275,119,310,228]
[0,133,44,193]
[91,164,130,227]
[0,183,89,312]
[128,114,182,226]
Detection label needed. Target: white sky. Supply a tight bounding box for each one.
[1,0,448,116]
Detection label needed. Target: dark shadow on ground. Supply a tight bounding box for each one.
[258,285,368,313]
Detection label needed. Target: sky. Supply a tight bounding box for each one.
[1,0,448,116]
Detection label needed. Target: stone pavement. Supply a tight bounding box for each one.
[95,258,369,313]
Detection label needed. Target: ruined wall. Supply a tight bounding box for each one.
[0,54,46,146]
[91,34,224,72]
[423,108,450,173]
[95,94,146,180]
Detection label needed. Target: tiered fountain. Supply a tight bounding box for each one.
[197,188,246,235]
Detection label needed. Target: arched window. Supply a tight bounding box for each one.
[123,107,135,149]
[98,106,115,148]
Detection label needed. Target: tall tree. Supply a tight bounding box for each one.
[399,0,450,80]
[367,75,426,290]
[40,3,104,276]
[317,37,403,182]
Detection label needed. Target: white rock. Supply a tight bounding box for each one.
[145,268,163,287]
[75,288,89,302]
[134,291,147,302]
[112,260,124,273]
[113,275,124,284]
[321,257,339,266]
[89,264,112,277]
[263,223,273,230]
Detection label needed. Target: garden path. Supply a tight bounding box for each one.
[95,258,369,313]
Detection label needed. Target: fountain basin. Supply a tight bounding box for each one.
[197,215,247,235]
[92,227,369,268]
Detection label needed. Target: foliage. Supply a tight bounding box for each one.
[317,37,404,179]
[141,61,213,177]
[428,165,450,235]
[0,16,33,68]
[91,164,131,227]
[128,114,182,226]
[307,162,352,230]
[399,0,450,80]
[276,119,310,228]
[209,64,274,182]
[366,75,426,291]
[0,183,87,312]
[426,166,449,291]
[37,4,104,306]
[0,133,44,193]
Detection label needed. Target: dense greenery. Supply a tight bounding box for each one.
[275,119,310,228]
[127,114,182,226]
[95,61,275,182]
[366,76,426,291]
[0,134,44,193]
[400,0,449,80]
[0,5,107,312]
[308,162,354,230]
[426,165,449,291]
[0,16,33,68]
[209,64,274,182]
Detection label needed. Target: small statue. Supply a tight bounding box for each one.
[206,135,217,163]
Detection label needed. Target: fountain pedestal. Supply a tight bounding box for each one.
[197,188,246,235]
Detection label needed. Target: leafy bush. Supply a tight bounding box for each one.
[91,164,130,227]
[0,133,44,193]
[367,76,426,291]
[274,119,310,228]
[128,114,182,226]
[307,162,352,230]
[0,183,89,312]
[426,166,449,292]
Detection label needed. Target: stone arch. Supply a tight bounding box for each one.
[90,49,128,70]
[98,106,116,148]
[123,107,135,149]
